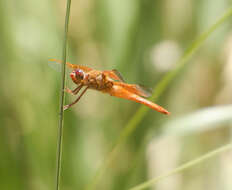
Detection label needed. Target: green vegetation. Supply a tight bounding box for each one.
[0,1,232,190]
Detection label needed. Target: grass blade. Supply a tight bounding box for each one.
[122,6,232,143]
[129,143,232,190]
[56,1,72,190]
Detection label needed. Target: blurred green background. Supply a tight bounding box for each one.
[1,0,232,190]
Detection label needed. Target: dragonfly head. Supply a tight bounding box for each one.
[70,69,85,84]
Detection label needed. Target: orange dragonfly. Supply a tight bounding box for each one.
[49,59,170,115]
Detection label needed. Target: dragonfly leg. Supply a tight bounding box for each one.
[63,86,89,110]
[65,84,83,95]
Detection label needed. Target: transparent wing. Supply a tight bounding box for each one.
[48,59,92,72]
[48,59,63,72]
[103,69,125,82]
[135,84,152,97]
[111,69,125,82]
[114,82,152,98]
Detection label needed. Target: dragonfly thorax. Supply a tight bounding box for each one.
[85,73,113,90]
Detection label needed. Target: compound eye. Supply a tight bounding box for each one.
[75,69,84,80]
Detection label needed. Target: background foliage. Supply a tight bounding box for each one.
[0,0,232,190]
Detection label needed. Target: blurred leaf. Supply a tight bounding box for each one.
[129,143,232,190]
[161,105,232,136]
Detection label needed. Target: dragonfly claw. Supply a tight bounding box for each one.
[63,105,69,110]
[64,87,74,95]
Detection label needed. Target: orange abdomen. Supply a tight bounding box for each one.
[107,85,170,115]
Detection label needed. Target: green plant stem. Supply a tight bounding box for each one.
[86,7,232,190]
[129,143,232,190]
[121,6,232,145]
[56,1,72,190]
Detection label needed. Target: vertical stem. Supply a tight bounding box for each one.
[56,1,72,190]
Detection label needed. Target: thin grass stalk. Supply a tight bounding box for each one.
[129,143,232,190]
[55,1,72,190]
[86,7,232,190]
[119,6,232,146]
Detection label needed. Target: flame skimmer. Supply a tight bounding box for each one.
[49,59,170,115]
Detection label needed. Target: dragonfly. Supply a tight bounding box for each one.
[49,59,170,115]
